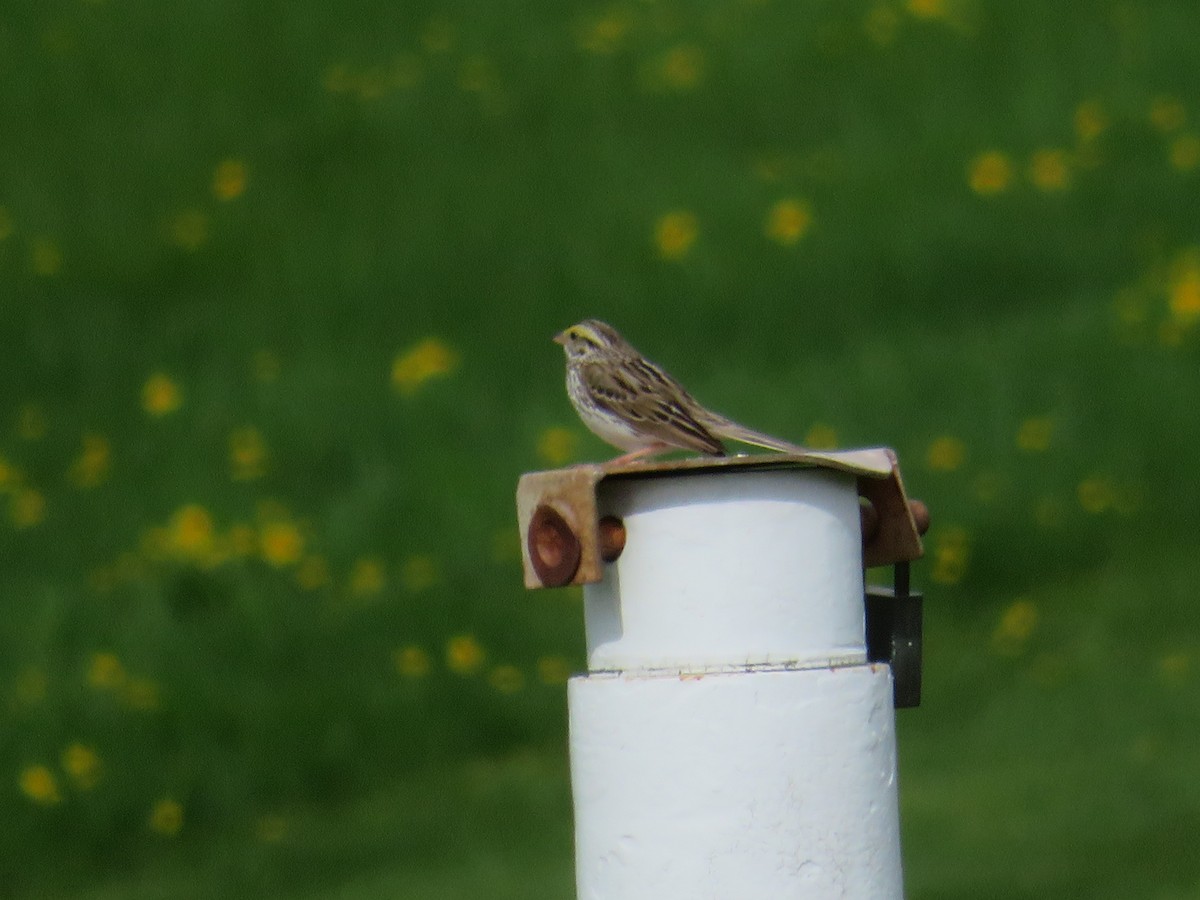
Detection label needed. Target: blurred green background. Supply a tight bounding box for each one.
[3,0,1199,896]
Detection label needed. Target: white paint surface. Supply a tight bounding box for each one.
[586,468,865,672]
[570,664,903,900]
[568,466,904,899]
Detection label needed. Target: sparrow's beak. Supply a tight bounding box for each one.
[552,330,568,346]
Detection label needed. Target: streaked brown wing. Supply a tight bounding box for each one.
[580,360,726,455]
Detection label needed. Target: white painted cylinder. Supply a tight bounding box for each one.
[570,664,902,900]
[568,467,904,899]
[586,468,865,672]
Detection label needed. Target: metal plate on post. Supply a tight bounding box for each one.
[865,563,924,708]
[516,448,925,590]
[857,453,925,569]
[516,465,604,589]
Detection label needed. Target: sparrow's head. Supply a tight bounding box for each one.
[552,319,631,363]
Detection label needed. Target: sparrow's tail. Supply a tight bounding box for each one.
[705,415,807,455]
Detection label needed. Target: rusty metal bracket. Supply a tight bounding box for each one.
[517,448,927,590]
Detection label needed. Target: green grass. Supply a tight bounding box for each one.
[903,541,1200,899]
[1,0,1199,896]
[50,755,576,900]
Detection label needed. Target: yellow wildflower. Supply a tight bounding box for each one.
[657,45,705,90]
[229,427,268,480]
[1170,262,1200,324]
[458,56,496,94]
[577,10,631,54]
[536,655,572,686]
[992,599,1038,655]
[925,435,966,472]
[142,373,183,416]
[1077,475,1114,514]
[1169,134,1200,173]
[906,0,947,19]
[446,635,485,675]
[536,426,578,466]
[61,743,102,790]
[421,17,455,53]
[87,652,126,690]
[394,645,431,678]
[10,487,45,528]
[1148,95,1186,133]
[764,198,813,246]
[1158,652,1189,684]
[391,338,459,395]
[752,153,789,182]
[654,210,698,260]
[255,814,288,843]
[803,422,838,450]
[30,237,62,276]
[168,209,208,251]
[69,433,111,488]
[260,519,304,567]
[349,556,387,597]
[968,151,1013,196]
[930,525,969,585]
[1027,148,1072,192]
[0,456,18,492]
[401,554,439,592]
[355,67,390,101]
[19,765,61,805]
[167,504,215,560]
[1074,99,1109,143]
[212,159,248,201]
[148,798,184,837]
[1016,416,1054,452]
[122,678,162,711]
[488,664,525,694]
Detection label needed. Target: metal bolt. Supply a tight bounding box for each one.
[860,497,929,551]
[909,499,930,535]
[859,499,880,543]
[528,504,581,587]
[599,516,626,562]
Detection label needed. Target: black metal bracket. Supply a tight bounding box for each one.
[865,561,923,709]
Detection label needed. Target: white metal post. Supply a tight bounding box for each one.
[568,467,905,899]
